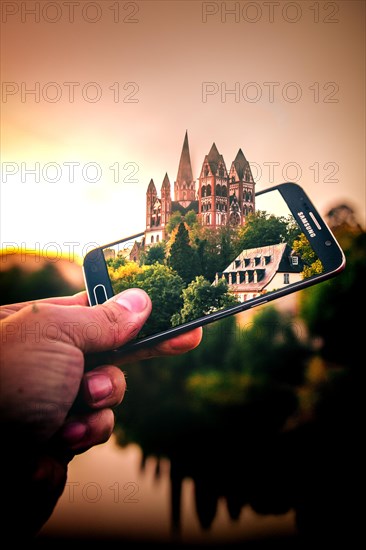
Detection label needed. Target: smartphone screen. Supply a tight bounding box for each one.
[87,184,344,342]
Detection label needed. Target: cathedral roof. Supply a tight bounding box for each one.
[146,178,157,194]
[205,142,227,175]
[161,172,170,190]
[176,131,194,184]
[207,142,221,173]
[171,200,199,215]
[232,148,247,180]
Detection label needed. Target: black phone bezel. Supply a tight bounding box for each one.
[82,182,346,352]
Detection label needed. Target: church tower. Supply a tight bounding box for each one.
[174,131,196,207]
[143,133,255,249]
[160,172,171,233]
[146,178,157,230]
[198,142,229,228]
[145,178,162,246]
[228,149,255,226]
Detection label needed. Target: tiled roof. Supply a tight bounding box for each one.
[221,243,302,292]
[171,200,199,215]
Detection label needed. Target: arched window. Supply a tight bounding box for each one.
[218,164,224,178]
[222,185,227,197]
[216,184,221,196]
[156,235,159,242]
[201,185,206,197]
[207,184,212,196]
[151,236,154,243]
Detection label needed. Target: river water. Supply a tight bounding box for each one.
[40,436,296,544]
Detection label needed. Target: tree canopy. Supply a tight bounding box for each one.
[171,275,238,326]
[235,211,298,252]
[168,222,201,284]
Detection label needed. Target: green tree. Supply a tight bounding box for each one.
[166,211,183,234]
[172,275,238,326]
[106,255,126,269]
[285,215,302,247]
[192,226,240,282]
[300,226,365,364]
[108,261,142,290]
[144,242,166,265]
[184,210,198,227]
[236,211,289,252]
[166,210,198,234]
[111,262,185,336]
[168,222,200,284]
[292,233,324,277]
[136,263,185,335]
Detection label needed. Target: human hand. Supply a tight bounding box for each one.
[0,289,202,536]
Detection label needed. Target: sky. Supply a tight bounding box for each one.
[1,0,365,262]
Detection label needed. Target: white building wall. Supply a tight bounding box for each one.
[266,271,303,292]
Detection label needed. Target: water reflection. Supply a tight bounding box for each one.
[112,301,361,546]
[4,217,364,546]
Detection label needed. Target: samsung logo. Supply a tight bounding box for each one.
[297,211,316,237]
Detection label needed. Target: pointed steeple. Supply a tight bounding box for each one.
[176,131,193,186]
[161,172,170,191]
[175,131,195,203]
[147,178,157,194]
[232,148,247,180]
[207,142,221,173]
[161,173,171,228]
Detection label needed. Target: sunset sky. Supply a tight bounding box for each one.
[1,0,365,261]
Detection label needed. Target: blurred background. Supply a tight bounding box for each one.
[1,0,365,547]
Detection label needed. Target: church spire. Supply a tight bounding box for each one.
[174,131,195,204]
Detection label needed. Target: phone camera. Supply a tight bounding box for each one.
[325,240,332,247]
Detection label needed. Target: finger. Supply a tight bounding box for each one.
[91,326,203,368]
[0,291,89,320]
[74,288,152,353]
[81,366,126,409]
[2,288,152,352]
[58,409,115,453]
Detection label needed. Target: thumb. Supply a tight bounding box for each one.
[74,288,152,353]
[1,288,152,354]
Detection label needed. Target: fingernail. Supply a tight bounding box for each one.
[86,373,113,403]
[61,422,87,444]
[115,289,148,313]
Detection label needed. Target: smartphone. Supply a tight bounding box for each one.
[83,182,345,351]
